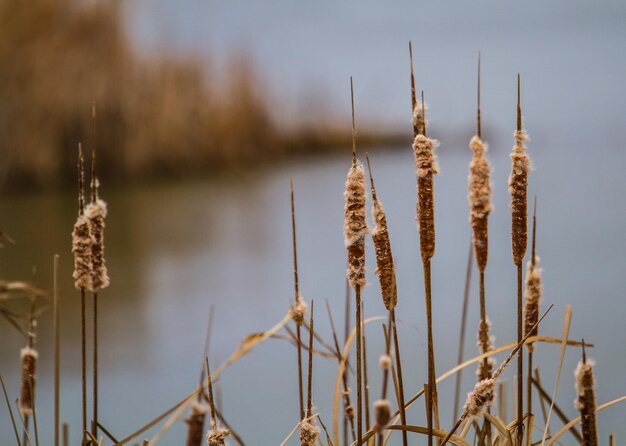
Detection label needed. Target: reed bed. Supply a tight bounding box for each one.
[0,51,623,446]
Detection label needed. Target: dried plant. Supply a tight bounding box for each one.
[185,402,208,446]
[19,346,38,415]
[575,349,598,446]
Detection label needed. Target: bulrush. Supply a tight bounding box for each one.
[206,420,230,446]
[575,347,598,446]
[468,134,492,273]
[72,144,92,291]
[185,402,208,446]
[476,318,496,381]
[344,78,367,443]
[19,346,38,415]
[344,160,367,289]
[524,256,542,351]
[413,129,439,263]
[85,198,110,291]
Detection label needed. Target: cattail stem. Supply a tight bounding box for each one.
[517,264,524,440]
[80,289,86,440]
[390,310,408,446]
[453,241,473,422]
[361,302,371,437]
[53,255,60,446]
[290,179,305,422]
[355,286,363,444]
[92,291,98,440]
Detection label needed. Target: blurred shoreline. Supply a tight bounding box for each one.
[0,1,410,193]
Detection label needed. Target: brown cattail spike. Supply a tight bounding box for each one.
[344,89,367,288]
[185,402,207,446]
[20,347,38,415]
[206,420,230,446]
[299,418,321,446]
[509,75,530,265]
[366,155,397,311]
[468,135,492,272]
[575,351,598,446]
[463,378,496,420]
[413,93,439,262]
[476,318,496,381]
[85,198,109,291]
[524,202,542,352]
[374,399,391,431]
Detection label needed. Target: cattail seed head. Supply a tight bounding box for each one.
[575,359,598,446]
[413,134,439,261]
[463,378,496,420]
[344,162,367,288]
[20,346,38,415]
[85,198,110,291]
[508,129,530,266]
[476,317,496,381]
[468,135,492,272]
[371,198,397,310]
[374,399,392,431]
[186,402,208,446]
[379,354,392,370]
[299,419,320,446]
[290,296,307,325]
[72,215,93,290]
[206,419,230,446]
[524,256,543,352]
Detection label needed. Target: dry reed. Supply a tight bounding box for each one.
[19,347,38,415]
[509,74,529,443]
[185,402,208,446]
[575,348,598,446]
[344,77,367,444]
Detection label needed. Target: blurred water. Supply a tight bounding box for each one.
[1,134,625,443]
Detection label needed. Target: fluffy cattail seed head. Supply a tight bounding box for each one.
[524,256,543,352]
[468,135,492,272]
[413,134,439,261]
[85,199,110,291]
[476,317,496,381]
[206,419,230,446]
[508,129,530,266]
[72,215,93,290]
[290,296,308,325]
[299,419,320,446]
[371,199,397,310]
[379,354,392,370]
[20,347,38,415]
[575,359,598,446]
[374,399,392,431]
[186,403,208,446]
[344,162,367,288]
[463,378,496,420]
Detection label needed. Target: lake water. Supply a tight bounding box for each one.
[1,136,625,444]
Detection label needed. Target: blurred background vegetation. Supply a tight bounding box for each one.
[0,0,397,191]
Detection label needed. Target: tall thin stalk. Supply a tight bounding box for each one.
[53,254,60,446]
[509,74,530,443]
[290,179,305,422]
[344,77,368,444]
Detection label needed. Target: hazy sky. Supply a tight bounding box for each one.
[123,1,626,137]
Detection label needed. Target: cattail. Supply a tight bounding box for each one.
[290,296,307,325]
[468,135,492,272]
[575,356,598,446]
[379,354,391,370]
[72,214,93,290]
[508,128,530,266]
[186,402,208,446]
[206,419,230,446]
[413,133,439,262]
[20,346,38,415]
[374,399,391,431]
[524,256,542,352]
[344,162,368,288]
[462,378,496,420]
[85,198,110,291]
[299,419,320,446]
[476,318,496,381]
[367,156,397,311]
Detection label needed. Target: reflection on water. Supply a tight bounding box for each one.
[1,140,626,444]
